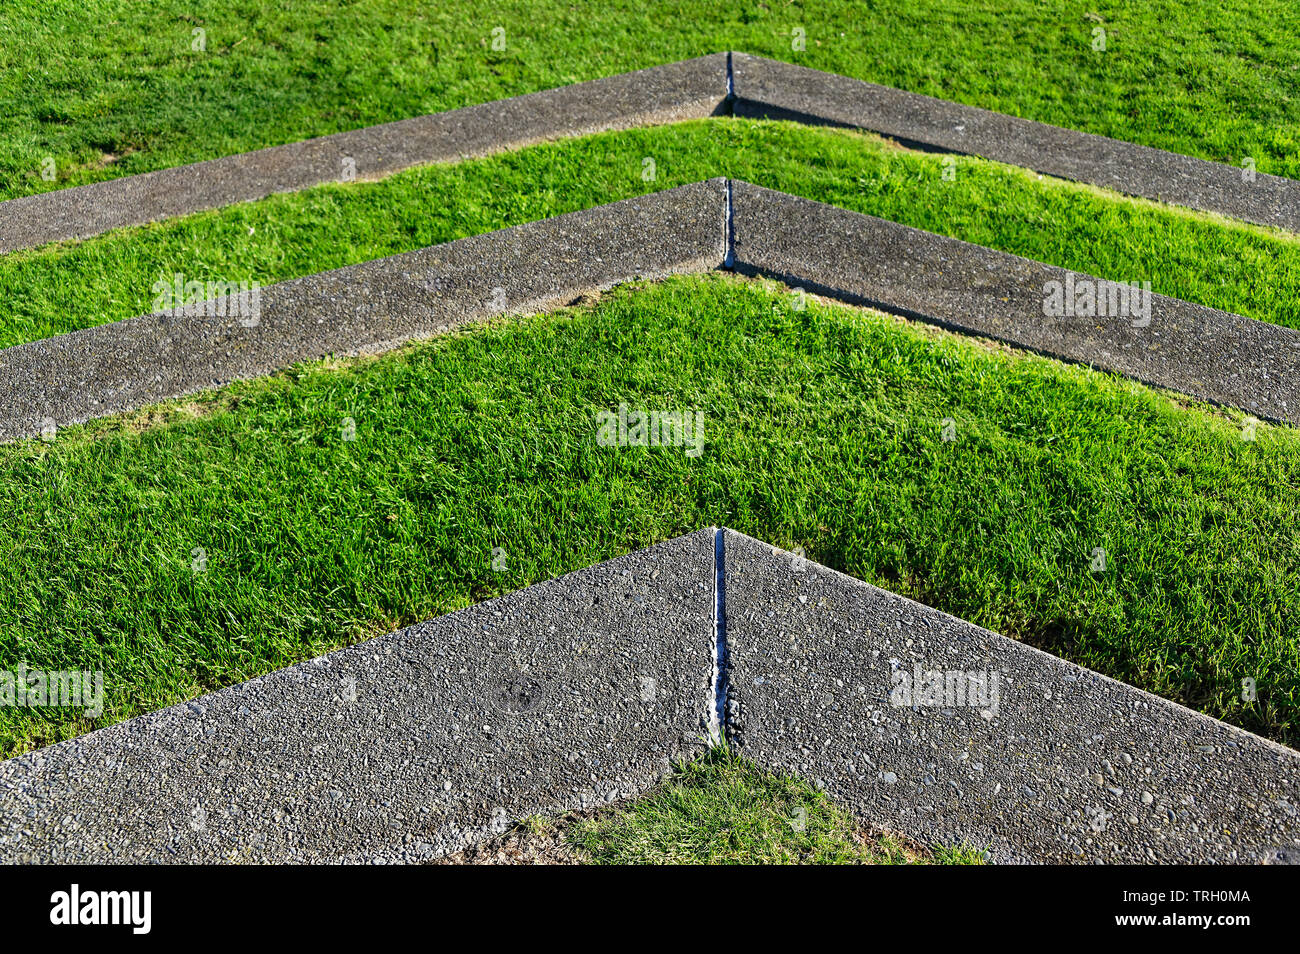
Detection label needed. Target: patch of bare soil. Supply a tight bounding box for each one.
[432,823,586,865]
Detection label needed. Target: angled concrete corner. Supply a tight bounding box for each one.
[4,525,1298,865]
[731,53,1300,233]
[0,178,727,442]
[721,529,1300,863]
[0,530,716,863]
[729,180,1300,425]
[0,54,728,254]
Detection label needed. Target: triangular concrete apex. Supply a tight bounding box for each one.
[4,528,1297,863]
[721,528,1300,863]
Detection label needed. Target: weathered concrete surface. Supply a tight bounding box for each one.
[723,530,1300,864]
[0,179,726,441]
[730,180,1300,426]
[0,55,728,254]
[4,526,1299,864]
[731,53,1300,233]
[0,530,716,863]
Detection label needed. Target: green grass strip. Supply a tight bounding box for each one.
[1,273,1296,756]
[3,119,1300,350]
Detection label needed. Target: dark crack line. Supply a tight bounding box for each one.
[723,178,735,269]
[710,527,730,745]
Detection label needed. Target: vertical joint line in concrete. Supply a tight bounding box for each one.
[723,179,735,269]
[724,51,735,111]
[710,527,729,745]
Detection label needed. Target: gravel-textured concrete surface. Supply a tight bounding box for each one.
[0,179,726,441]
[732,53,1300,233]
[0,530,716,863]
[730,180,1300,426]
[0,55,727,254]
[5,526,1298,864]
[723,530,1300,864]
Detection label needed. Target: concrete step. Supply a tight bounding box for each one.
[4,53,1296,255]
[4,180,1296,442]
[0,55,728,254]
[3,528,1297,863]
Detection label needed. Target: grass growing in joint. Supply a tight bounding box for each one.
[1,274,1297,755]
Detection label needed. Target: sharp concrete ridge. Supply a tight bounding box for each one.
[0,179,726,441]
[2,179,1295,442]
[3,53,1297,254]
[730,181,1300,426]
[3,528,1297,863]
[721,530,1300,864]
[730,54,1300,234]
[0,530,717,863]
[0,55,729,255]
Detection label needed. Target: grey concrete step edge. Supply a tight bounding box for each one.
[719,529,1300,864]
[0,178,728,442]
[3,178,1293,444]
[3,179,1292,445]
[3,527,1296,863]
[5,52,1297,255]
[0,54,730,255]
[730,180,1300,427]
[0,529,721,864]
[730,54,1300,234]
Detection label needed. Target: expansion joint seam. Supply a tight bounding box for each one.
[710,528,730,746]
[723,179,735,269]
